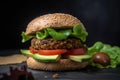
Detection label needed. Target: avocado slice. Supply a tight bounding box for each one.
[20,49,33,57]
[69,55,91,62]
[33,54,61,62]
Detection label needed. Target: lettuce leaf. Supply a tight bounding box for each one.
[21,24,88,42]
[36,29,49,39]
[21,32,34,43]
[88,41,120,68]
[46,28,72,40]
[71,24,88,42]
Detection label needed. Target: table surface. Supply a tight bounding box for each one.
[0,49,120,80]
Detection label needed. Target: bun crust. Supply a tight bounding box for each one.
[27,57,88,71]
[25,13,83,35]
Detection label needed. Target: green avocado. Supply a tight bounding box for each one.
[32,54,61,62]
[69,55,91,62]
[20,49,33,57]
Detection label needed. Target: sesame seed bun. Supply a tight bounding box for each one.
[27,57,88,71]
[25,13,85,35]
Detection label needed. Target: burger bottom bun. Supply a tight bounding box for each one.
[27,57,88,71]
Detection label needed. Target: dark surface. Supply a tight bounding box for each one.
[0,50,120,80]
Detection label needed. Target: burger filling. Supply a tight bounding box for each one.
[31,38,83,50]
[21,24,91,62]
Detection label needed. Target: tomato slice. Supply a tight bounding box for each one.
[38,49,67,55]
[66,48,86,55]
[29,46,85,55]
[29,46,38,53]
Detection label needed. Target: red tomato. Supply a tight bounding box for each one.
[29,46,38,53]
[38,49,67,55]
[66,48,86,55]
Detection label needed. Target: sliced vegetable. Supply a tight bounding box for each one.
[29,46,38,53]
[38,49,67,55]
[69,55,91,62]
[66,48,86,55]
[20,49,33,57]
[32,54,60,62]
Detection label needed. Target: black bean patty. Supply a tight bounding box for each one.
[31,38,83,50]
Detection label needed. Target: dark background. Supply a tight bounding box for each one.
[0,0,119,50]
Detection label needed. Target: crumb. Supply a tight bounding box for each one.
[44,75,48,78]
[53,73,59,78]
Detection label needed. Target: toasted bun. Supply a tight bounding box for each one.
[27,57,88,71]
[25,13,85,35]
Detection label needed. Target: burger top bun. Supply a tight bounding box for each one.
[25,13,85,35]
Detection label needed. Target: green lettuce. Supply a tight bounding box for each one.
[36,29,49,39]
[21,32,34,43]
[71,24,88,42]
[46,28,72,40]
[21,24,88,42]
[88,41,120,68]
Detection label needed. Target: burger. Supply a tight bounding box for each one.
[21,13,91,71]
